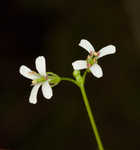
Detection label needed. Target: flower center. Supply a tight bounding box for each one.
[87,51,98,68]
[31,72,48,85]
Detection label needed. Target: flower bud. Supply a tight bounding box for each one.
[73,70,80,78]
[73,70,83,84]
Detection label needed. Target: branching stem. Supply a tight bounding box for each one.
[61,71,104,150]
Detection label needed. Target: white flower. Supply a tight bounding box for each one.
[72,39,116,78]
[19,56,53,104]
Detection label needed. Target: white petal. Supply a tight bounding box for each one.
[90,64,103,78]
[29,83,41,104]
[98,45,116,59]
[79,39,95,53]
[19,65,37,80]
[42,81,53,99]
[35,56,46,76]
[72,60,87,70]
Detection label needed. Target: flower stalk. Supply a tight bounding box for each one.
[80,83,104,150]
[61,70,104,150]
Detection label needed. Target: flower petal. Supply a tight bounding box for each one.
[90,64,103,78]
[19,65,37,80]
[29,83,41,104]
[98,45,116,59]
[35,56,46,76]
[79,39,95,53]
[42,81,53,99]
[72,60,87,70]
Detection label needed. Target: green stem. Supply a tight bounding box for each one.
[83,70,88,84]
[61,77,79,87]
[61,75,104,150]
[80,84,104,150]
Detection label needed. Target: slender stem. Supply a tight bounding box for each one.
[80,84,104,150]
[61,75,104,150]
[83,70,88,84]
[61,77,79,87]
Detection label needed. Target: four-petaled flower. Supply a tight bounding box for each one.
[19,56,53,104]
[72,39,116,78]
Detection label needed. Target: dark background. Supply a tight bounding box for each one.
[0,0,140,150]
